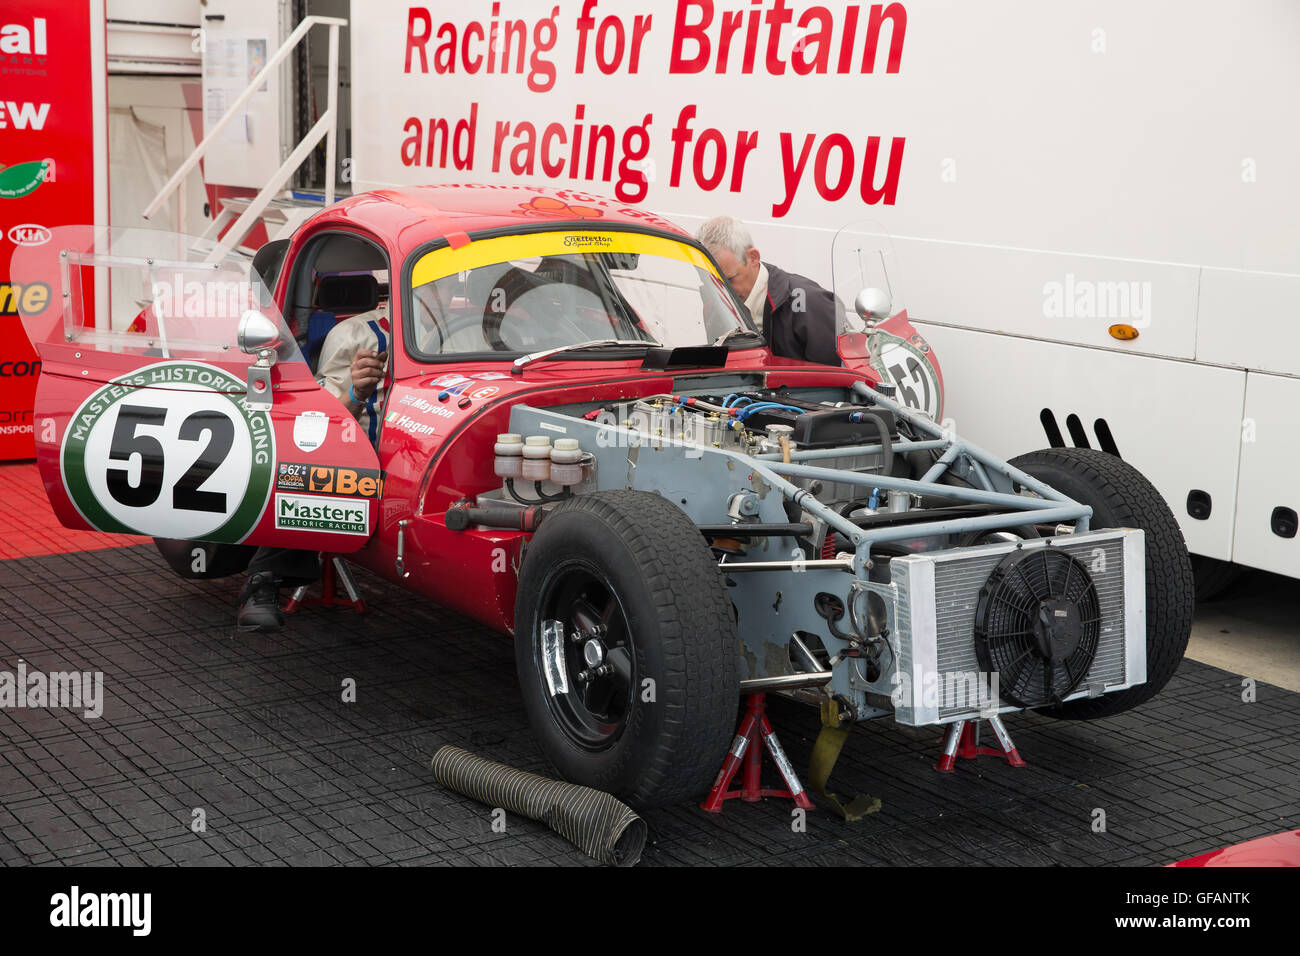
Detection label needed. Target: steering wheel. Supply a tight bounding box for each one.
[482,260,615,352]
[482,266,544,351]
[420,308,497,353]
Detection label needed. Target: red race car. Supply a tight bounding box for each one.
[1171,829,1300,867]
[12,186,1193,807]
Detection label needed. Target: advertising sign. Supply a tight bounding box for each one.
[350,0,909,242]
[349,2,1298,280]
[0,0,107,460]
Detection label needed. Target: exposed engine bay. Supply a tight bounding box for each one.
[461,375,1148,730]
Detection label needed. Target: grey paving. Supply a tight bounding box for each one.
[1,545,1295,867]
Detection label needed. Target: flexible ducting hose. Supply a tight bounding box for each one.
[430,746,647,867]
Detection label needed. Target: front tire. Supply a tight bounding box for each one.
[514,491,738,807]
[1008,448,1194,719]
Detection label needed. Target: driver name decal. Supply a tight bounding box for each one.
[60,362,274,542]
[384,411,438,436]
[396,394,455,419]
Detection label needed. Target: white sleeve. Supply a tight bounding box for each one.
[316,316,374,403]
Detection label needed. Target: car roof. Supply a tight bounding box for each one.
[305,184,691,257]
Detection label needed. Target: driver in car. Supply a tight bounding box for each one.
[317,305,390,444]
[236,305,390,632]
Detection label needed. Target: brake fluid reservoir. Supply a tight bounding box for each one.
[494,433,524,479]
[521,435,553,481]
[550,438,584,486]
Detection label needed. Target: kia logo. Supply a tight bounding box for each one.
[7,224,50,246]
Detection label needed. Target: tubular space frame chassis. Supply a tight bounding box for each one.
[723,380,1093,577]
[705,380,1101,704]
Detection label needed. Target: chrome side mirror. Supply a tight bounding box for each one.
[238,309,285,356]
[238,309,281,411]
[854,288,893,328]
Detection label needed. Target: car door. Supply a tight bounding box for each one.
[11,225,382,552]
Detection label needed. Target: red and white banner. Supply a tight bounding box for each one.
[350,2,910,234]
[0,0,107,461]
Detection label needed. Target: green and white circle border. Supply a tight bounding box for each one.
[61,360,275,542]
[869,330,944,422]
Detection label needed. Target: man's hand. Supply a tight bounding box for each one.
[349,349,388,402]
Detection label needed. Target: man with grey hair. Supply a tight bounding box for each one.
[697,215,841,366]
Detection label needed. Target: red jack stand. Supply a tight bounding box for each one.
[284,555,367,614]
[934,715,1026,771]
[701,693,814,812]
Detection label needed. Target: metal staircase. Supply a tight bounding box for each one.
[142,15,346,261]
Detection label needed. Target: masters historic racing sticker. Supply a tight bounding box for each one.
[61,362,274,542]
[273,493,369,535]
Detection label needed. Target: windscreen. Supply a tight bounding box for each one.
[830,220,907,332]
[10,225,305,383]
[408,230,751,357]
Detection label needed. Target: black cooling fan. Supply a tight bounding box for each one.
[974,546,1101,708]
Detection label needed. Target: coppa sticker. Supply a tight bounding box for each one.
[276,461,309,492]
[61,362,274,542]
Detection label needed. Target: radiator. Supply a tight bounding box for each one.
[888,528,1147,726]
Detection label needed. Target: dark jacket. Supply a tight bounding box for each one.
[762,263,842,367]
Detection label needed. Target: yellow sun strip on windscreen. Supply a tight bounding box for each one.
[410,231,718,289]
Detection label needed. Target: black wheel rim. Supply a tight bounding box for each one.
[534,559,636,752]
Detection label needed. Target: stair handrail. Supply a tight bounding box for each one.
[142,15,347,261]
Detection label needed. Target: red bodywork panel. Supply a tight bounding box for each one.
[1170,829,1300,867]
[32,362,381,553]
[839,310,945,422]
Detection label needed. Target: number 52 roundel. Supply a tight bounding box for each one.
[37,359,382,553]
